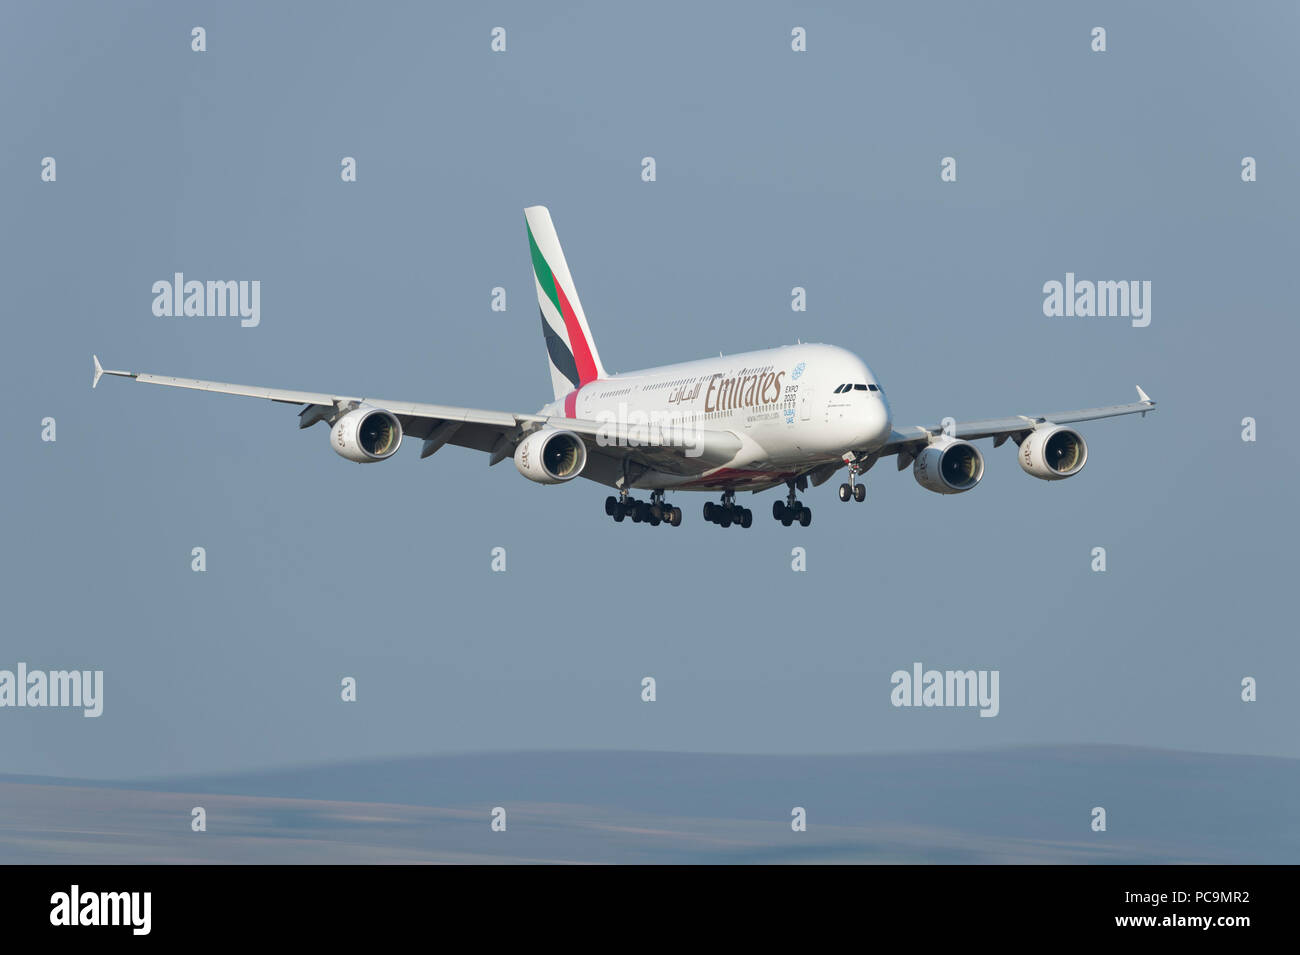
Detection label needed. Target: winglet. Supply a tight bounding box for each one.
[92,355,104,389]
[1136,385,1152,404]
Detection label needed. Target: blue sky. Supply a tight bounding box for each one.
[1,0,1296,778]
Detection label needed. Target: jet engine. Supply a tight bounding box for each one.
[1018,425,1087,480]
[514,428,588,484]
[913,435,985,494]
[330,408,403,462]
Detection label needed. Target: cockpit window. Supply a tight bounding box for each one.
[835,383,881,394]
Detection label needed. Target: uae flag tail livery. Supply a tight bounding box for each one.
[526,204,607,408]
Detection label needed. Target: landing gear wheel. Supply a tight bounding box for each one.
[613,505,625,522]
[703,502,716,522]
[853,483,866,502]
[776,478,808,526]
[650,503,663,522]
[605,496,618,515]
[740,508,753,529]
[838,483,851,502]
[718,511,732,528]
[649,512,662,526]
[669,506,682,527]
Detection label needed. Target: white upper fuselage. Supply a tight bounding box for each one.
[539,342,892,491]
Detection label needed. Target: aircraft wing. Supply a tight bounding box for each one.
[870,387,1156,467]
[92,357,738,472]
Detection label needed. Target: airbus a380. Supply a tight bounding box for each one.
[94,206,1156,529]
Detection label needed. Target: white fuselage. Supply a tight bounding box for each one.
[540,342,892,491]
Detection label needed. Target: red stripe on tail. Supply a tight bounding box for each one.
[554,281,599,385]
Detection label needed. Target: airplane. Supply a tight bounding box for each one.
[93,205,1156,529]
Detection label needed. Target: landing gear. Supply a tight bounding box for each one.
[704,490,752,529]
[838,481,866,502]
[838,456,867,503]
[773,480,812,527]
[608,489,680,527]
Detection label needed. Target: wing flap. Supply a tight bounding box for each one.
[370,399,532,430]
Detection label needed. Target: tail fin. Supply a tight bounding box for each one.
[525,206,606,400]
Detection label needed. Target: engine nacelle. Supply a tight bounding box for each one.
[1018,425,1087,480]
[913,435,985,494]
[514,428,588,484]
[330,408,403,462]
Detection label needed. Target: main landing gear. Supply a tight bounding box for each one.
[774,480,812,527]
[606,489,682,527]
[704,490,753,529]
[838,457,867,503]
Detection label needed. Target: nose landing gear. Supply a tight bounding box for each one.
[838,456,867,503]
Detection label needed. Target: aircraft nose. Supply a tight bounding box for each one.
[864,392,892,447]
